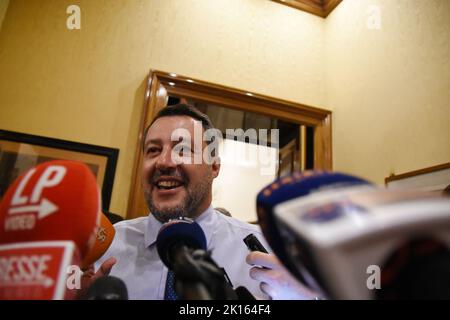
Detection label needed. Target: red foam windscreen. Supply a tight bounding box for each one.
[0,160,100,258]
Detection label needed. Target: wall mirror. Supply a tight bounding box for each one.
[128,70,332,222]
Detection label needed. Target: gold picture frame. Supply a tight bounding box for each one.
[0,129,119,210]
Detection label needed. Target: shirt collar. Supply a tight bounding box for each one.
[144,205,216,248]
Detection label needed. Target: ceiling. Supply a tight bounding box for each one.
[271,0,343,18]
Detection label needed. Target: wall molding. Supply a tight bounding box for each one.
[271,0,342,18]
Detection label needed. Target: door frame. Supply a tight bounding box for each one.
[127,70,332,219]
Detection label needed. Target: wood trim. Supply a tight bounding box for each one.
[127,74,151,220]
[385,162,450,185]
[313,113,332,170]
[271,0,342,18]
[156,73,329,125]
[126,70,332,219]
[323,0,343,17]
[272,0,324,18]
[300,125,306,170]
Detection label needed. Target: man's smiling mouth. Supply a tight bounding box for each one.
[154,178,184,190]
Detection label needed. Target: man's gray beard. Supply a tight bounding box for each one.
[144,179,211,223]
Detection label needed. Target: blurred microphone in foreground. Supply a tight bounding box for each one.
[85,276,128,300]
[78,210,118,299]
[256,170,450,299]
[81,211,115,270]
[0,160,100,299]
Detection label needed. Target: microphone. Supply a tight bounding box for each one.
[85,276,128,300]
[80,211,115,270]
[0,160,100,299]
[0,160,99,255]
[234,286,256,300]
[258,170,450,299]
[156,217,237,299]
[256,170,372,288]
[156,217,206,270]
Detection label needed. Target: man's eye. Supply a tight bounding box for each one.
[146,147,160,155]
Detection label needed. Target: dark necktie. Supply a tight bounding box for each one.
[164,270,178,300]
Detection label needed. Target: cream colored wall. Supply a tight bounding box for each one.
[0,0,325,217]
[0,0,9,31]
[326,0,450,184]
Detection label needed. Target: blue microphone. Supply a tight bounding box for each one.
[256,171,372,286]
[156,217,207,270]
[156,217,238,299]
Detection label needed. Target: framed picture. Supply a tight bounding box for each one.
[385,162,450,192]
[0,129,119,211]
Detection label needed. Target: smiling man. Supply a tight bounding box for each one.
[141,106,220,223]
[88,104,278,299]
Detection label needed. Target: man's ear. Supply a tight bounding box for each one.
[211,157,221,179]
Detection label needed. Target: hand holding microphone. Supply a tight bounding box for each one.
[244,233,318,300]
[78,256,117,299]
[246,251,319,300]
[77,211,118,298]
[81,211,116,270]
[257,170,450,299]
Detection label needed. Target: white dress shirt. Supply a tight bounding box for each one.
[95,206,269,300]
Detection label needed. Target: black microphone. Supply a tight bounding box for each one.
[85,276,128,300]
[156,217,237,300]
[156,217,207,270]
[235,286,256,300]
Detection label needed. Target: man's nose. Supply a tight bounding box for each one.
[155,147,177,170]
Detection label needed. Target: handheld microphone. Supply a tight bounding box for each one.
[81,211,115,270]
[235,286,256,300]
[0,160,100,256]
[256,170,372,287]
[85,276,128,300]
[156,217,237,299]
[0,160,100,299]
[258,170,450,299]
[156,217,207,270]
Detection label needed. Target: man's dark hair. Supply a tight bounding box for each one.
[142,103,215,151]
